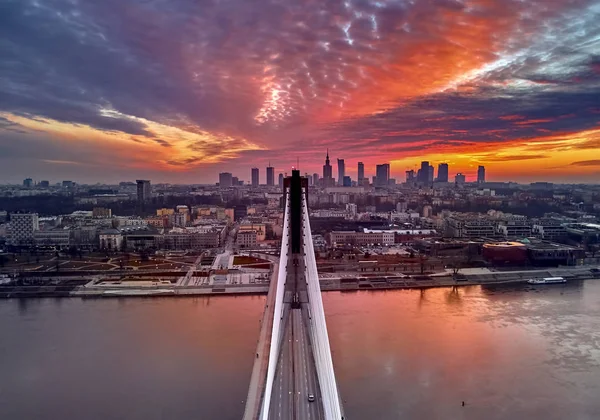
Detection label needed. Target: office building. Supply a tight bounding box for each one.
[232,176,239,186]
[278,173,284,187]
[375,164,390,186]
[9,213,39,246]
[251,168,259,187]
[337,159,345,186]
[322,150,333,187]
[218,172,233,188]
[266,165,275,186]
[39,180,50,188]
[419,161,429,183]
[406,170,415,183]
[313,173,319,187]
[93,207,112,218]
[437,163,449,182]
[329,230,395,246]
[23,178,33,188]
[422,205,433,218]
[157,208,175,216]
[233,205,248,221]
[428,165,434,182]
[446,214,496,238]
[343,176,351,187]
[237,230,258,248]
[136,180,152,202]
[455,173,466,184]
[477,165,486,183]
[62,180,74,188]
[357,162,364,184]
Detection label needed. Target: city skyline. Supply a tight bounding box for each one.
[1,0,600,184]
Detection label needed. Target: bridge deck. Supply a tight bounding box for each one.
[246,172,343,420]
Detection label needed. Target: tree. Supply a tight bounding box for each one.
[68,245,78,259]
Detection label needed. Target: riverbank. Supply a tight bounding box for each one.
[1,265,599,298]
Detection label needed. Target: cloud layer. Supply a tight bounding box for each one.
[0,0,599,183]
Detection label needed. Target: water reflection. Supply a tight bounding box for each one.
[324,282,600,419]
[0,284,599,420]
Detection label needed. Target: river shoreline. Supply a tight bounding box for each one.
[1,270,598,299]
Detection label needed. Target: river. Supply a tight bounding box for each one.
[1,280,599,419]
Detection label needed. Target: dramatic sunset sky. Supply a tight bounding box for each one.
[1,0,599,184]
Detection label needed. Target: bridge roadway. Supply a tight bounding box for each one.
[269,306,324,420]
[268,191,325,420]
[247,174,343,420]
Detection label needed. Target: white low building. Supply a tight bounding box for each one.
[99,229,123,250]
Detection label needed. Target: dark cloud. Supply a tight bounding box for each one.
[153,139,172,148]
[570,160,600,167]
[481,154,549,162]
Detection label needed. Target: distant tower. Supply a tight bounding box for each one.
[375,164,390,186]
[428,165,434,183]
[136,180,152,202]
[312,173,319,187]
[357,162,364,184]
[278,173,284,187]
[337,159,345,186]
[419,161,429,183]
[251,168,259,187]
[218,172,232,188]
[23,178,33,188]
[322,150,333,187]
[437,163,449,182]
[477,165,486,183]
[266,164,275,186]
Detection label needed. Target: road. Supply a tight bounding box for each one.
[293,308,323,420]
[269,307,323,420]
[211,225,238,270]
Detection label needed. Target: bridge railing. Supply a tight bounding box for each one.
[301,190,343,420]
[259,190,290,420]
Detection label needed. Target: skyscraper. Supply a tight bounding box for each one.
[322,150,333,187]
[313,173,319,187]
[136,180,152,202]
[437,163,449,182]
[266,165,275,186]
[278,173,284,187]
[428,165,434,182]
[419,161,429,183]
[357,162,364,184]
[406,170,415,183]
[218,173,232,188]
[375,163,390,186]
[251,168,259,186]
[455,173,466,184]
[477,165,486,183]
[23,178,33,188]
[337,159,345,186]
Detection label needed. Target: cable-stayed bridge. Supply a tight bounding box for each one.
[244,170,344,420]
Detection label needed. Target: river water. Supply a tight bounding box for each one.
[1,281,599,420]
